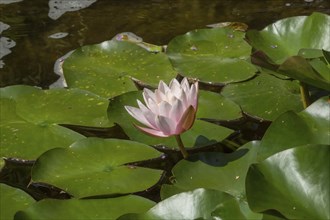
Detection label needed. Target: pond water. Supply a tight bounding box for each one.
[0,0,329,87]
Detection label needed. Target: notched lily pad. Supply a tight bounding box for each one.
[31,138,163,198]
[247,12,330,64]
[246,145,330,220]
[0,184,35,220]
[221,73,303,120]
[15,195,155,220]
[167,28,257,84]
[63,40,176,98]
[258,96,330,160]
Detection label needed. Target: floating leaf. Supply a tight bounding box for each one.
[222,73,303,120]
[15,195,155,220]
[197,90,241,120]
[107,91,233,148]
[164,141,259,198]
[119,188,257,220]
[0,184,35,220]
[258,96,330,160]
[63,40,176,97]
[247,12,330,64]
[167,28,257,83]
[278,56,330,91]
[246,145,330,220]
[31,138,163,198]
[0,121,84,161]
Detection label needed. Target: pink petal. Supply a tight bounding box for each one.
[175,105,196,133]
[158,81,170,94]
[155,89,166,103]
[188,82,198,109]
[146,98,159,114]
[169,78,181,95]
[169,98,184,122]
[143,88,156,104]
[181,78,190,92]
[155,115,176,135]
[134,124,169,137]
[125,105,152,127]
[137,100,158,129]
[159,101,172,117]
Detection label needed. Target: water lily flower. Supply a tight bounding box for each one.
[125,78,198,138]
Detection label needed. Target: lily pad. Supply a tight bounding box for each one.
[164,141,260,198]
[14,87,112,127]
[119,188,256,220]
[246,145,330,220]
[0,121,84,161]
[0,86,87,163]
[247,12,330,64]
[221,73,303,120]
[107,91,233,148]
[258,96,330,160]
[278,56,330,91]
[15,195,155,220]
[166,28,257,83]
[63,40,176,98]
[197,90,241,120]
[0,184,35,220]
[31,138,163,198]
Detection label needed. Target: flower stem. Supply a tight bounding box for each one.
[299,82,311,109]
[175,135,189,159]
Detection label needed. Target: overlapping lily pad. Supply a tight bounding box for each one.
[0,120,84,161]
[31,138,163,198]
[63,40,177,98]
[15,195,155,220]
[257,96,330,160]
[221,73,303,120]
[197,90,241,120]
[162,141,260,198]
[1,85,112,127]
[246,145,330,219]
[107,91,233,148]
[0,184,35,220]
[166,28,257,84]
[278,55,330,91]
[119,188,258,220]
[247,12,330,64]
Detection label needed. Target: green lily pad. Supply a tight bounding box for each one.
[15,87,111,127]
[221,73,303,120]
[0,184,35,220]
[278,56,330,91]
[166,28,257,83]
[107,91,233,148]
[0,85,38,100]
[197,90,241,120]
[0,121,84,161]
[0,86,87,163]
[119,188,257,220]
[258,96,330,160]
[246,145,330,220]
[164,141,260,198]
[247,12,330,64]
[31,138,163,198]
[63,40,176,98]
[15,195,155,220]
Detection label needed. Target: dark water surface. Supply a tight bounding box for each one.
[0,0,329,87]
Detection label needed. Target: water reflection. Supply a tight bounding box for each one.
[48,0,97,20]
[0,0,23,4]
[0,21,15,68]
[0,0,329,87]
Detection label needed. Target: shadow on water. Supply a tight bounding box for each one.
[0,0,329,87]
